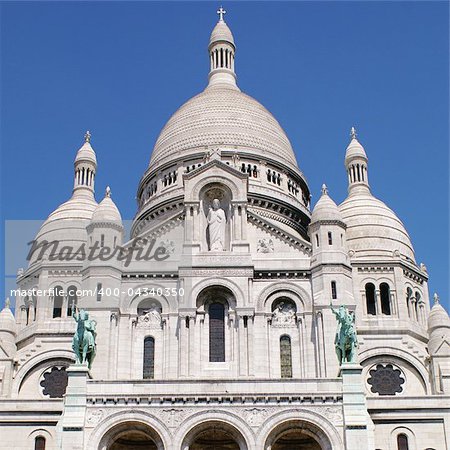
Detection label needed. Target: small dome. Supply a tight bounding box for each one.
[339,191,415,260]
[311,185,343,223]
[75,138,97,165]
[428,295,450,332]
[0,299,17,335]
[345,136,367,163]
[209,19,235,48]
[92,187,122,224]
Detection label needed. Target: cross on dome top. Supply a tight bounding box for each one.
[350,126,357,140]
[434,293,440,305]
[84,130,91,143]
[217,6,226,21]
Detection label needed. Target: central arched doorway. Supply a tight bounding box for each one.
[265,420,330,450]
[99,421,164,450]
[182,420,248,450]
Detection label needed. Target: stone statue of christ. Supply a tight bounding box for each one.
[207,198,226,251]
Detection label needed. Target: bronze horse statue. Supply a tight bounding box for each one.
[330,304,358,364]
[71,305,97,369]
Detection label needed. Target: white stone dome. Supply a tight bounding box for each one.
[311,185,343,223]
[75,140,97,164]
[149,84,299,169]
[339,192,415,261]
[209,19,234,47]
[0,301,16,335]
[428,301,450,332]
[92,188,122,223]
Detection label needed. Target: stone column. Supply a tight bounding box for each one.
[340,363,375,450]
[58,365,90,450]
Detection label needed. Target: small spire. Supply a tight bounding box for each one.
[5,298,10,309]
[84,130,91,143]
[350,126,357,140]
[217,6,226,21]
[433,293,440,305]
[105,186,111,198]
[321,184,328,195]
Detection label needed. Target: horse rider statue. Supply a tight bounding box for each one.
[330,302,358,364]
[71,302,97,369]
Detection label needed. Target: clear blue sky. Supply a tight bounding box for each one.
[1,2,449,310]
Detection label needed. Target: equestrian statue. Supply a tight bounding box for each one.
[71,303,97,369]
[330,302,358,364]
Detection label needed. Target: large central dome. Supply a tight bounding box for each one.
[148,15,299,172]
[149,84,298,169]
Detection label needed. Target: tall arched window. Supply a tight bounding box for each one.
[397,433,409,450]
[406,287,412,318]
[67,285,77,317]
[380,283,391,315]
[415,292,421,321]
[35,436,46,450]
[280,335,293,378]
[53,286,64,318]
[209,303,225,362]
[365,283,376,315]
[143,337,155,379]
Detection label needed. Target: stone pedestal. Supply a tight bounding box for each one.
[58,364,90,450]
[340,363,375,450]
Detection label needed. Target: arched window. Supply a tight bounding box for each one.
[143,337,155,379]
[35,436,46,450]
[380,283,391,315]
[67,285,77,317]
[328,232,333,245]
[53,286,63,318]
[406,287,412,318]
[209,303,225,362]
[397,433,409,450]
[331,281,337,300]
[415,291,421,321]
[365,283,376,315]
[280,335,293,378]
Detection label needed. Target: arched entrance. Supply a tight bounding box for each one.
[265,420,331,450]
[182,420,248,450]
[98,421,164,450]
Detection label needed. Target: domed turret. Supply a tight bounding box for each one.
[208,7,237,88]
[339,128,415,261]
[309,184,348,267]
[29,132,98,265]
[0,299,17,337]
[87,187,124,251]
[428,294,450,344]
[92,186,122,224]
[311,184,344,223]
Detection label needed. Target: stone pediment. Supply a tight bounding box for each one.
[248,209,311,255]
[123,210,184,249]
[183,159,248,203]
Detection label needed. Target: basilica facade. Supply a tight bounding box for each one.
[1,11,449,450]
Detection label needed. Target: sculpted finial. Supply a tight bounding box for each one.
[217,6,226,21]
[433,293,440,305]
[321,184,328,195]
[105,186,111,198]
[5,298,10,309]
[350,126,357,140]
[84,130,91,143]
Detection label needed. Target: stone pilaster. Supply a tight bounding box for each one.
[58,364,90,450]
[340,363,374,450]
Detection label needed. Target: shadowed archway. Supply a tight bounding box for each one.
[182,420,248,450]
[265,420,330,450]
[98,421,164,450]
